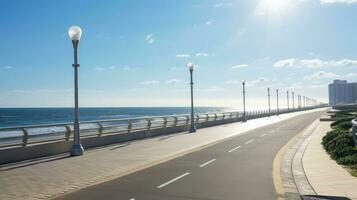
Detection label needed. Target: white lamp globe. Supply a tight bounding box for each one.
[187,62,194,71]
[68,25,82,41]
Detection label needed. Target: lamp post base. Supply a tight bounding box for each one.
[70,144,84,156]
[189,126,196,133]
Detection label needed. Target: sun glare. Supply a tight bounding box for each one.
[268,0,287,12]
[257,0,290,16]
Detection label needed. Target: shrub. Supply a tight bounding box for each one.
[351,166,357,177]
[335,121,353,130]
[329,133,354,159]
[337,154,357,165]
[331,117,354,127]
[331,111,353,118]
[322,128,347,148]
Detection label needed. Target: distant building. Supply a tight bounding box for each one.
[328,80,357,106]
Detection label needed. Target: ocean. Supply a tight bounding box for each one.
[0,107,233,128]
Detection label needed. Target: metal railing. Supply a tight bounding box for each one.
[351,119,357,147]
[0,106,322,148]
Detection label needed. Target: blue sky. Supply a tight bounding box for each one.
[1,0,357,108]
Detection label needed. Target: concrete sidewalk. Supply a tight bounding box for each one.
[303,121,357,199]
[0,109,325,200]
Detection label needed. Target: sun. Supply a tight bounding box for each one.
[267,0,288,13]
[256,0,290,16]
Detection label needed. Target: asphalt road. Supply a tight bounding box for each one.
[56,111,324,200]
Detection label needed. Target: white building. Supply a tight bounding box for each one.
[328,80,357,106]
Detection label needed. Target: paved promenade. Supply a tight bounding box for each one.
[303,121,357,199]
[56,111,325,200]
[0,109,326,200]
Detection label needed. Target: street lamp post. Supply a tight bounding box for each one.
[243,81,247,122]
[68,25,84,156]
[268,88,271,115]
[292,92,295,111]
[287,91,289,111]
[188,62,196,133]
[276,89,279,115]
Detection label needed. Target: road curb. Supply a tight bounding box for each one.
[279,118,325,200]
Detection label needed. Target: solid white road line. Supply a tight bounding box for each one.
[245,139,255,144]
[157,172,190,189]
[199,159,216,168]
[228,146,241,153]
[260,134,267,137]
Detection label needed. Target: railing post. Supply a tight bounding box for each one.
[185,115,190,125]
[206,114,209,122]
[146,119,152,130]
[127,120,132,132]
[214,114,218,121]
[162,117,168,128]
[230,112,233,119]
[65,125,71,141]
[174,116,178,127]
[222,113,225,120]
[21,128,28,147]
[97,123,104,136]
[196,115,200,124]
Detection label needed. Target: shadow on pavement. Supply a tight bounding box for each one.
[0,154,69,171]
[302,195,351,200]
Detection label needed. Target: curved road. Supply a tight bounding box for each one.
[56,111,324,200]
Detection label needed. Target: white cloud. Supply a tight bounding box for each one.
[303,71,339,80]
[274,58,357,68]
[166,79,181,84]
[320,0,357,4]
[226,77,269,86]
[346,72,357,78]
[122,66,131,71]
[214,3,225,7]
[94,65,117,71]
[195,53,209,57]
[145,33,154,44]
[206,20,215,26]
[108,65,116,70]
[176,54,190,58]
[94,67,105,71]
[140,80,160,85]
[2,66,13,70]
[230,64,249,69]
[246,77,270,87]
[303,71,357,81]
[214,2,233,7]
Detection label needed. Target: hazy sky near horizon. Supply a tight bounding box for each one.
[1,0,357,108]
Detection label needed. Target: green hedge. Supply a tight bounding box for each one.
[322,110,357,177]
[331,111,353,118]
[331,117,353,127]
[337,154,357,165]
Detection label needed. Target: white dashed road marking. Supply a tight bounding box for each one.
[228,146,241,153]
[245,139,255,144]
[157,172,190,189]
[199,159,216,168]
